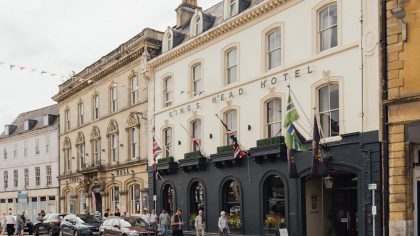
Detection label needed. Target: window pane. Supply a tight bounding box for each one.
[330,5,337,25]
[320,113,331,137]
[227,49,236,67]
[267,101,274,123]
[330,83,339,110]
[226,111,237,131]
[319,8,329,30]
[228,67,237,84]
[269,49,281,69]
[319,86,329,112]
[193,65,201,80]
[331,26,338,48]
[331,110,340,136]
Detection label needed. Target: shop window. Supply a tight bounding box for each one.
[189,181,205,220]
[162,184,176,215]
[263,175,286,232]
[221,179,241,232]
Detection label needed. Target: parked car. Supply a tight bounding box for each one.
[99,217,157,236]
[34,213,67,236]
[60,214,101,236]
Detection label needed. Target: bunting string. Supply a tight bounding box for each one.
[0,60,69,80]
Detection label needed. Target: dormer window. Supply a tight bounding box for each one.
[24,120,30,131]
[190,10,204,37]
[43,115,49,126]
[162,28,174,53]
[224,0,239,19]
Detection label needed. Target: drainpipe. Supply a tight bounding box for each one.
[381,0,389,235]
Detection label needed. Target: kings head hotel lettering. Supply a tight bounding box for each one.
[260,66,314,88]
[169,102,200,118]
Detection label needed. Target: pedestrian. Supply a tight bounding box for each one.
[194,210,205,236]
[19,212,26,236]
[15,214,23,236]
[140,208,150,224]
[158,209,169,236]
[149,210,158,229]
[103,209,109,219]
[40,210,45,218]
[218,211,229,236]
[114,208,121,217]
[35,213,43,223]
[171,209,184,236]
[1,213,6,236]
[6,212,15,236]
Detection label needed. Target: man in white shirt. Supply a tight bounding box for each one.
[6,213,15,236]
[140,208,150,224]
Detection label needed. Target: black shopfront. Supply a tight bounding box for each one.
[149,131,381,236]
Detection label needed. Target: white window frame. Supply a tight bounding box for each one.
[191,120,202,152]
[318,83,340,138]
[224,110,238,145]
[164,128,173,158]
[192,64,202,96]
[111,134,118,164]
[78,102,84,126]
[130,127,138,160]
[266,98,282,138]
[24,168,29,188]
[225,48,238,85]
[78,143,85,170]
[110,86,118,113]
[46,165,52,186]
[92,139,101,166]
[266,28,282,70]
[131,76,138,105]
[163,77,173,107]
[35,167,41,186]
[130,184,142,215]
[93,95,100,120]
[314,1,340,53]
[111,187,120,213]
[65,109,70,131]
[64,148,71,172]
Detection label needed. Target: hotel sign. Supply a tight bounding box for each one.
[260,65,314,88]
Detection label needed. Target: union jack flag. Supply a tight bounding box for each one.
[218,117,246,159]
[152,136,162,168]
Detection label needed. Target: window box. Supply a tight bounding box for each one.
[210,145,245,168]
[179,151,207,172]
[157,156,178,174]
[250,136,287,163]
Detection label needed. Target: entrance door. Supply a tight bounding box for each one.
[331,189,357,236]
[94,192,102,214]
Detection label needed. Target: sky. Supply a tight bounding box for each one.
[0,0,220,130]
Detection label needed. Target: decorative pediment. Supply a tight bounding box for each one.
[126,114,140,129]
[107,120,119,135]
[76,132,85,144]
[63,137,71,149]
[90,126,101,140]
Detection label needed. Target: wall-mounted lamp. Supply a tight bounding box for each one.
[178,140,181,145]
[248,125,252,131]
[323,175,334,189]
[390,5,408,42]
[209,133,213,139]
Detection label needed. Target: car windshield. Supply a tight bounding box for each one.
[77,215,100,224]
[123,218,148,227]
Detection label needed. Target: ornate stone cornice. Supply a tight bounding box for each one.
[149,0,289,68]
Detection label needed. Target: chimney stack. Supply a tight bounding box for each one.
[176,0,199,28]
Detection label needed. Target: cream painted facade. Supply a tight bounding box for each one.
[0,105,59,221]
[53,28,162,215]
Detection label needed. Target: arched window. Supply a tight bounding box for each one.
[318,3,338,52]
[192,64,202,96]
[225,48,237,85]
[263,175,286,232]
[190,182,205,216]
[162,184,176,215]
[90,126,101,166]
[222,179,241,231]
[163,77,173,107]
[111,186,120,213]
[224,0,238,18]
[163,127,173,157]
[127,114,140,160]
[191,120,201,151]
[130,184,142,215]
[107,120,119,164]
[76,132,86,170]
[162,28,173,53]
[78,102,84,126]
[266,98,282,137]
[67,192,76,214]
[266,28,281,70]
[64,108,70,131]
[63,138,72,173]
[224,110,237,145]
[318,83,339,137]
[195,16,201,35]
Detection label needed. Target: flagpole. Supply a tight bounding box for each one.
[180,124,207,159]
[312,108,327,141]
[288,85,313,134]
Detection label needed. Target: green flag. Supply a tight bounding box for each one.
[284,95,300,128]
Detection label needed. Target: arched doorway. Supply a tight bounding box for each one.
[162,184,176,215]
[221,179,242,232]
[305,171,358,236]
[189,181,205,228]
[91,186,103,215]
[262,175,286,235]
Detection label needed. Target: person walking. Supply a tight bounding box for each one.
[171,209,184,236]
[218,211,229,236]
[158,209,169,236]
[149,210,158,229]
[6,212,15,236]
[194,210,205,236]
[1,213,6,236]
[15,214,23,236]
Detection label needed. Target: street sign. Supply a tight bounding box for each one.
[368,183,377,190]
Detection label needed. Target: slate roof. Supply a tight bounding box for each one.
[0,104,59,139]
[173,0,265,44]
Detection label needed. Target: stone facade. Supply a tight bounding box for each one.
[384,0,420,235]
[53,28,162,216]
